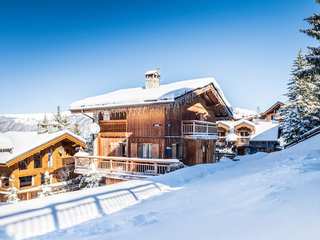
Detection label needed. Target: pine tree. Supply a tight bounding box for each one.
[299,12,320,128]
[280,51,315,144]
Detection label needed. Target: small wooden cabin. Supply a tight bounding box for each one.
[70,70,232,165]
[260,101,284,122]
[0,130,85,201]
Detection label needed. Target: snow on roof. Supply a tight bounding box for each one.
[0,130,86,164]
[0,134,13,150]
[251,121,279,141]
[70,77,231,111]
[217,119,255,129]
[145,69,160,75]
[218,119,279,142]
[232,107,257,120]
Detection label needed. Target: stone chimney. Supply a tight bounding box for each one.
[145,69,160,89]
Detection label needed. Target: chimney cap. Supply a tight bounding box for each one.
[145,68,160,76]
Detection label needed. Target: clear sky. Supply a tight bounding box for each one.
[0,0,318,114]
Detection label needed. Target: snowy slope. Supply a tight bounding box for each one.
[1,134,320,239]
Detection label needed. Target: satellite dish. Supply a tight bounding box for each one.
[89,122,100,135]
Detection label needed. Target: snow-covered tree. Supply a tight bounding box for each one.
[298,11,320,127]
[7,177,19,203]
[39,171,52,197]
[79,173,101,189]
[280,51,317,144]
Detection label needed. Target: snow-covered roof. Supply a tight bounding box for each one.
[0,130,86,164]
[232,107,257,120]
[70,77,231,112]
[0,134,13,150]
[251,121,279,141]
[217,119,255,129]
[217,119,279,142]
[145,69,160,75]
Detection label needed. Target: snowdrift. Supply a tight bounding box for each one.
[0,133,320,240]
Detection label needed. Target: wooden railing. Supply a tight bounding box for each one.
[182,120,217,139]
[74,155,184,177]
[236,136,251,146]
[99,120,128,133]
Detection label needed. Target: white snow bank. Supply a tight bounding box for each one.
[2,133,320,240]
[37,133,320,240]
[0,180,172,240]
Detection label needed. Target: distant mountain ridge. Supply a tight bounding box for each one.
[0,112,92,138]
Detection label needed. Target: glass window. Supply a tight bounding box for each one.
[19,176,33,188]
[34,154,42,168]
[138,143,152,158]
[18,160,28,170]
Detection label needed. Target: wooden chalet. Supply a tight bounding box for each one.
[0,130,85,201]
[217,119,280,156]
[70,70,232,166]
[260,101,284,121]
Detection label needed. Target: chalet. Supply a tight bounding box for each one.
[0,130,85,201]
[70,70,233,166]
[260,101,284,121]
[217,119,280,155]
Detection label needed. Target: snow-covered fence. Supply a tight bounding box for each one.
[74,155,184,178]
[285,125,320,149]
[0,180,170,240]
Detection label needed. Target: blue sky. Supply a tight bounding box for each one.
[0,0,318,113]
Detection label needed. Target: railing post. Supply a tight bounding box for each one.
[154,163,158,175]
[206,124,209,135]
[110,159,113,170]
[193,121,196,134]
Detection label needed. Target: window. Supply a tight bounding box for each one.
[218,131,226,137]
[1,177,9,188]
[19,176,33,188]
[34,154,42,168]
[138,143,152,158]
[18,160,28,170]
[41,173,45,184]
[240,131,250,137]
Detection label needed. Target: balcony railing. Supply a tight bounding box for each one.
[99,120,128,133]
[182,120,218,139]
[74,155,184,178]
[236,136,251,146]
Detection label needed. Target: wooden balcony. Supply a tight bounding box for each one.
[74,155,184,179]
[182,120,218,140]
[236,137,251,146]
[99,120,129,137]
[99,120,128,132]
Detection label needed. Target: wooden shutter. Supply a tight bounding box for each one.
[131,143,138,157]
[151,144,159,159]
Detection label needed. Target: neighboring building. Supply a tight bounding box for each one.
[0,130,86,201]
[260,101,284,121]
[70,70,233,165]
[217,119,279,155]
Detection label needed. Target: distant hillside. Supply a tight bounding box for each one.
[0,112,93,138]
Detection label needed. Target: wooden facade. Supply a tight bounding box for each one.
[0,133,85,202]
[72,83,232,165]
[260,101,284,121]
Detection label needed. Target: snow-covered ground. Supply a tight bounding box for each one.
[1,133,320,240]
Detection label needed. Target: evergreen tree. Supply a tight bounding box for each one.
[280,51,315,144]
[299,12,320,128]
